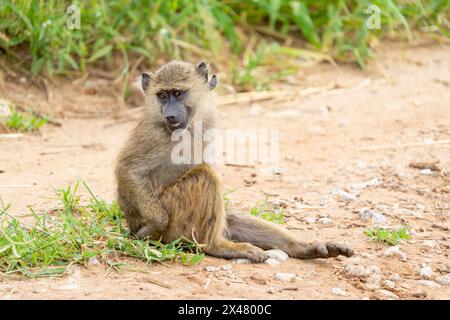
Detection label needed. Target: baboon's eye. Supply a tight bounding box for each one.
[157,91,168,101]
[173,90,181,97]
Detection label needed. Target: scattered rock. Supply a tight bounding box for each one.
[265,258,280,266]
[204,266,220,272]
[376,289,399,300]
[383,280,396,290]
[249,275,267,285]
[366,265,381,275]
[275,272,296,282]
[411,291,427,298]
[318,217,333,225]
[415,202,425,210]
[389,273,401,281]
[366,274,381,289]
[272,167,286,175]
[331,287,347,296]
[419,266,432,279]
[265,249,289,262]
[383,246,407,261]
[88,257,100,266]
[436,274,450,286]
[236,259,251,264]
[344,265,368,278]
[422,240,436,248]
[417,280,441,288]
[222,264,232,271]
[350,178,380,194]
[304,216,316,224]
[336,189,357,201]
[359,208,387,224]
[267,287,275,294]
[420,169,432,175]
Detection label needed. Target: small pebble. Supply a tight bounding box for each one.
[331,287,347,296]
[383,280,396,289]
[376,289,399,300]
[236,259,251,264]
[304,216,316,224]
[88,257,100,266]
[417,280,441,288]
[436,274,450,286]
[265,258,280,266]
[222,264,232,271]
[419,266,432,279]
[265,249,289,262]
[344,265,368,278]
[420,169,432,175]
[359,208,386,224]
[389,273,401,281]
[337,189,357,201]
[318,217,333,225]
[383,246,407,261]
[275,272,296,282]
[204,266,220,272]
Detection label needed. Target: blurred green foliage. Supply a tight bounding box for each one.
[0,0,448,89]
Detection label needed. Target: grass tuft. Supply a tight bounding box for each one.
[0,181,204,278]
[250,196,286,224]
[364,226,410,246]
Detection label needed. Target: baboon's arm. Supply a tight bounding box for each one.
[119,171,169,239]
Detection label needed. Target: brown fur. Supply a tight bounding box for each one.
[115,61,354,262]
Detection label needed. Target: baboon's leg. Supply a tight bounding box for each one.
[226,212,354,259]
[160,164,268,263]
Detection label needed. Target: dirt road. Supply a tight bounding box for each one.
[0,43,449,299]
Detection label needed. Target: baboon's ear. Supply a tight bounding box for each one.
[141,72,152,92]
[196,61,208,82]
[209,75,217,90]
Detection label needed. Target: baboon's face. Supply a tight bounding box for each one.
[141,61,217,132]
[156,88,191,131]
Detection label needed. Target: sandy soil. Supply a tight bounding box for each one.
[0,42,449,300]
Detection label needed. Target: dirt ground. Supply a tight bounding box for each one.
[0,42,449,300]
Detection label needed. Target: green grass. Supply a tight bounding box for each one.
[0,180,204,278]
[364,226,410,245]
[250,196,286,224]
[0,1,448,91]
[0,100,48,132]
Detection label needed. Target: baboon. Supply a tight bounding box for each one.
[115,61,354,262]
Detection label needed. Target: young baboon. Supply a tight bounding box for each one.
[115,61,354,262]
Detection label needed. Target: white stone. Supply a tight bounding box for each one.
[344,265,368,278]
[366,275,381,289]
[419,266,432,279]
[318,217,333,225]
[336,189,357,201]
[204,266,220,272]
[221,264,232,271]
[236,259,251,264]
[264,258,280,266]
[417,280,441,288]
[436,274,450,286]
[376,289,399,300]
[88,257,100,266]
[389,273,401,281]
[366,265,381,275]
[275,272,296,282]
[331,287,347,296]
[383,246,407,261]
[304,216,316,224]
[359,208,387,224]
[415,202,425,210]
[420,169,432,175]
[383,280,396,289]
[423,240,436,248]
[265,249,289,262]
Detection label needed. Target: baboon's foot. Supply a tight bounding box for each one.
[296,241,354,259]
[241,244,269,263]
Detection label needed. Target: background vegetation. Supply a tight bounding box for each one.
[0,0,449,91]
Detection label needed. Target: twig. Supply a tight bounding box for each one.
[204,274,213,290]
[225,163,256,168]
[145,277,171,289]
[409,161,441,171]
[361,139,450,151]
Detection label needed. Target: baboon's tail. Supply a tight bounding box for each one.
[225,211,354,259]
